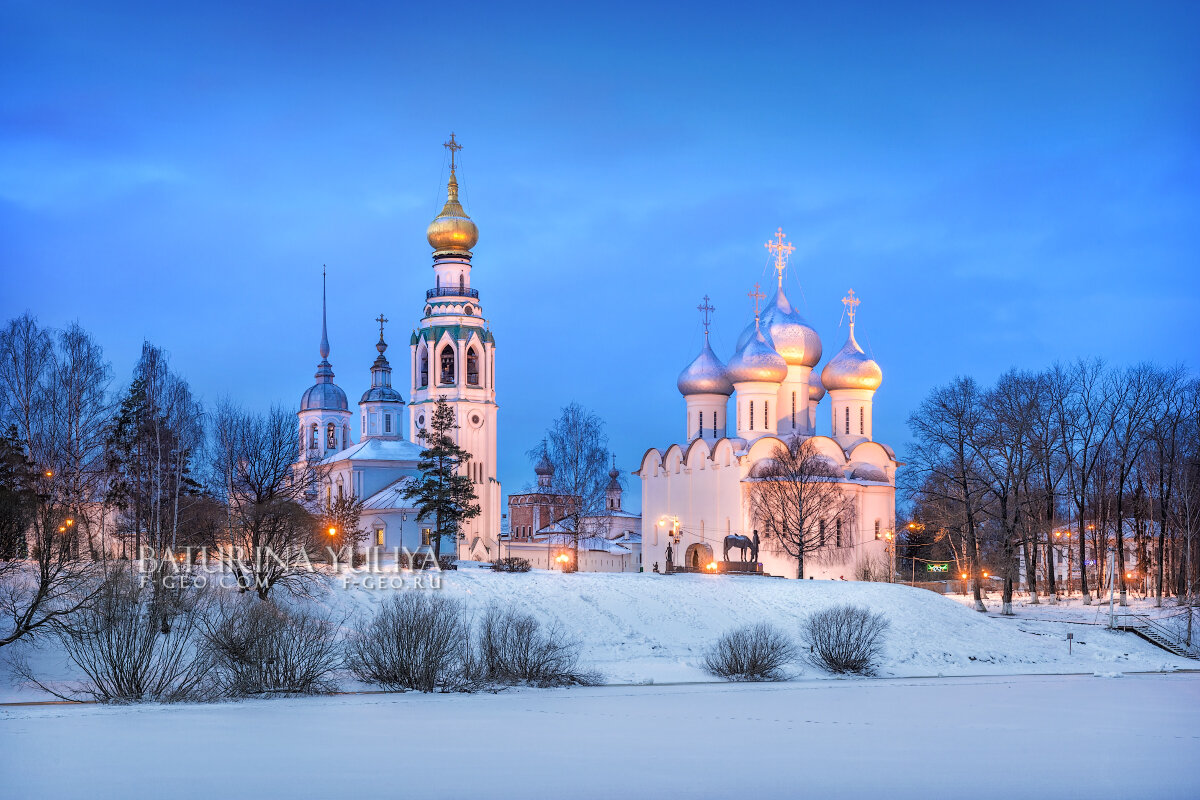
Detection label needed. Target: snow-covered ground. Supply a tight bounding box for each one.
[3,674,1198,798]
[2,568,1193,702]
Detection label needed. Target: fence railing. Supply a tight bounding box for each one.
[1114,608,1199,657]
[426,286,479,299]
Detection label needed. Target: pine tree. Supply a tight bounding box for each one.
[0,425,36,559]
[402,398,480,560]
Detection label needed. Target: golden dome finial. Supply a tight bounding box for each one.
[427,133,478,254]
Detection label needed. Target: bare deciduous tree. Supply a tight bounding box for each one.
[908,377,989,610]
[747,437,857,580]
[209,402,323,600]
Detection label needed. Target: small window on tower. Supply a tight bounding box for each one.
[764,401,769,429]
[749,401,755,431]
[310,423,318,449]
[698,411,703,438]
[327,423,336,449]
[467,348,480,385]
[860,407,865,435]
[844,406,850,435]
[419,350,429,388]
[385,414,392,434]
[440,346,456,385]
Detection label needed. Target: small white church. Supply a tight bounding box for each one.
[637,231,898,579]
[294,135,501,561]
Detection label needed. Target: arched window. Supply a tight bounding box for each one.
[419,349,429,388]
[459,273,465,291]
[860,406,865,435]
[327,423,336,449]
[874,519,881,540]
[310,423,318,449]
[467,348,480,385]
[440,345,456,384]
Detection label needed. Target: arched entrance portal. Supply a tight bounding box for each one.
[685,543,714,572]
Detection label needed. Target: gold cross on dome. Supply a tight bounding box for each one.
[748,283,765,321]
[376,313,388,340]
[764,227,795,287]
[842,289,860,325]
[443,132,463,171]
[697,295,715,338]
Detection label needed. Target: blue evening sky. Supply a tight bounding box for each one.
[2,1,1197,502]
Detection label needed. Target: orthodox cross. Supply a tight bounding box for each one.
[443,132,462,171]
[697,295,715,340]
[376,313,388,340]
[748,283,765,323]
[841,289,860,325]
[764,227,794,287]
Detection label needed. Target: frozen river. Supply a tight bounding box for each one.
[3,672,1197,798]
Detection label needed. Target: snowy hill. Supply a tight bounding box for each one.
[3,568,1189,703]
[308,567,1187,684]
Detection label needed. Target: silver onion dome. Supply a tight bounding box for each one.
[809,371,826,402]
[820,323,882,392]
[534,452,554,476]
[727,325,788,384]
[677,338,734,397]
[735,287,821,368]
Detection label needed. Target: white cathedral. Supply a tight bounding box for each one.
[295,136,501,561]
[637,231,898,579]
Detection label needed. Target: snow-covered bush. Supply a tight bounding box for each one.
[202,598,344,696]
[802,604,889,675]
[703,623,796,681]
[346,592,473,692]
[16,567,210,702]
[477,605,598,686]
[490,557,531,573]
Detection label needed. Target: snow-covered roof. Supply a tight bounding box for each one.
[361,477,417,511]
[323,437,424,465]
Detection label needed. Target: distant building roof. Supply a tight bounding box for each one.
[323,437,424,465]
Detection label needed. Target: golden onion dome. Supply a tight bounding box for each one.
[426,170,479,254]
[820,323,882,392]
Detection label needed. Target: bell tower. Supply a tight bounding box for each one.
[409,134,500,561]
